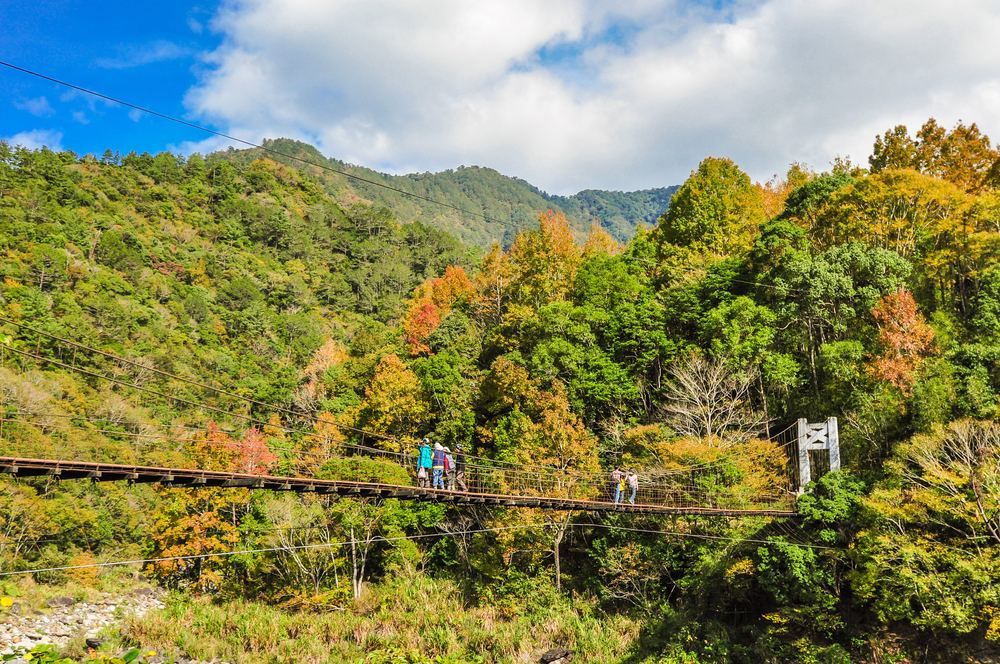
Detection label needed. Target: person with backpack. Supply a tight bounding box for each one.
[610,467,624,504]
[431,443,447,490]
[453,444,468,492]
[626,469,639,505]
[444,447,456,491]
[416,437,432,488]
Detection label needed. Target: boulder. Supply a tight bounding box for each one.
[540,647,572,663]
[45,596,76,608]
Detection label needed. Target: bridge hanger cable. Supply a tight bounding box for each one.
[1,406,743,509]
[0,60,504,227]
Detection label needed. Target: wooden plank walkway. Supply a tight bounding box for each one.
[0,456,797,518]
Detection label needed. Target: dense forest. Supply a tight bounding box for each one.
[224,138,676,247]
[0,117,998,662]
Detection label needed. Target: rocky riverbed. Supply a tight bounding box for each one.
[0,587,165,653]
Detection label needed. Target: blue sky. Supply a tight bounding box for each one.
[3,1,1000,193]
[2,1,222,155]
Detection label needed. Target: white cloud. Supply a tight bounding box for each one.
[96,40,191,69]
[184,0,1000,193]
[14,96,54,117]
[2,129,64,151]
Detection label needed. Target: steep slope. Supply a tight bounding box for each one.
[222,138,675,246]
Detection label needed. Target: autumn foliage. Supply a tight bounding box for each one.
[358,354,430,449]
[403,265,474,354]
[229,427,278,475]
[869,289,935,393]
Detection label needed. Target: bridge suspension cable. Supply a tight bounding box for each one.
[3,315,715,474]
[0,319,794,510]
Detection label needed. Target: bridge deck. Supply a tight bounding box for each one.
[0,456,797,517]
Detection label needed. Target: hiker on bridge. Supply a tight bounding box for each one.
[432,443,447,490]
[416,437,432,488]
[626,469,638,505]
[453,444,468,492]
[444,446,456,490]
[610,467,624,504]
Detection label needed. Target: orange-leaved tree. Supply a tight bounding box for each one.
[149,422,244,591]
[869,289,935,394]
[229,427,278,475]
[403,265,474,355]
[582,224,622,257]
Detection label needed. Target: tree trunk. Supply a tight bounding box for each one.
[759,373,771,438]
[554,529,563,592]
[551,514,571,592]
[350,526,362,600]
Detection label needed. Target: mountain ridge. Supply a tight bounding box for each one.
[218,138,676,247]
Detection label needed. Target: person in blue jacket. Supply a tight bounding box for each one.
[416,437,433,488]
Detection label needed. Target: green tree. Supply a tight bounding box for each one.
[656,157,767,257]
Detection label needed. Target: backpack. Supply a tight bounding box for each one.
[444,454,453,472]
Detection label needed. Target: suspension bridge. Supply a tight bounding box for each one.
[0,316,843,519]
[0,455,797,517]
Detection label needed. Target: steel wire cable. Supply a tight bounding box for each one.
[0,335,729,484]
[0,523,547,578]
[0,60,819,301]
[0,411,745,509]
[1,337,793,509]
[0,519,828,580]
[0,60,502,227]
[2,315,674,473]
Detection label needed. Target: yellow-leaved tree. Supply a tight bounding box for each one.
[357,354,430,452]
[506,210,582,309]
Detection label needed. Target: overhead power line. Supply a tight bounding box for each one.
[0,64,831,302]
[0,524,544,578]
[0,59,501,225]
[0,519,829,579]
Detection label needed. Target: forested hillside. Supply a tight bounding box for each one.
[222,138,676,246]
[0,118,999,663]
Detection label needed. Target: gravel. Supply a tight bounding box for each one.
[0,588,165,653]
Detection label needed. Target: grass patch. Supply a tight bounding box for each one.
[116,571,642,663]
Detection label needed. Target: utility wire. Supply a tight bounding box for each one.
[0,59,501,226]
[0,519,828,579]
[0,524,544,578]
[576,521,833,550]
